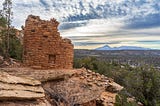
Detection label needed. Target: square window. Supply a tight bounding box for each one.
[48,55,56,64]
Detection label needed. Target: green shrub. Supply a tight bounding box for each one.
[0,28,23,60]
[74,57,160,106]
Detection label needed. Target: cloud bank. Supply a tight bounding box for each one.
[0,0,159,49]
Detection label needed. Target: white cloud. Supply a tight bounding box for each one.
[13,0,40,4]
[61,17,126,37]
[1,0,159,49]
[62,19,160,49]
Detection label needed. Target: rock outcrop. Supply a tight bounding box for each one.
[0,71,44,100]
[0,99,51,106]
[42,68,123,106]
[98,92,117,106]
[0,68,123,106]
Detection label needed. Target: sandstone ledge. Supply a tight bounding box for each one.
[0,68,76,82]
[0,71,41,85]
[0,68,123,106]
[0,71,45,100]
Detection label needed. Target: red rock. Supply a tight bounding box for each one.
[23,15,74,69]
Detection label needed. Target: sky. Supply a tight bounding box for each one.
[0,0,160,49]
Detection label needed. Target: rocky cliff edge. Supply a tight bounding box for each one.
[0,68,123,106]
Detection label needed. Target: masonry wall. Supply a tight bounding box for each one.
[23,15,73,69]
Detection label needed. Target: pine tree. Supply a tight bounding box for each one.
[1,0,13,60]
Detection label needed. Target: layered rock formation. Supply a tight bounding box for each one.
[1,68,123,106]
[0,71,48,106]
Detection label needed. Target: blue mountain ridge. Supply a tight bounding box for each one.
[95,45,151,50]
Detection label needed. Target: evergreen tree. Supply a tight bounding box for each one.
[0,0,22,61]
[1,0,13,60]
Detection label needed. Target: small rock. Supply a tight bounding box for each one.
[105,82,123,93]
[80,76,85,79]
[87,78,93,82]
[87,69,92,73]
[96,83,103,87]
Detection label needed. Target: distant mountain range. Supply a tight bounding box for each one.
[95,45,151,50]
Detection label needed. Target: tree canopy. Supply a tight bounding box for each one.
[0,0,23,61]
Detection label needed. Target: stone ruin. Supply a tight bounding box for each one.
[23,15,73,69]
[0,15,124,106]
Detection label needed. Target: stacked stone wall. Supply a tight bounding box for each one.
[23,15,73,69]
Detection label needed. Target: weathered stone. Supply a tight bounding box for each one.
[87,78,93,82]
[0,67,123,106]
[0,82,44,93]
[80,100,97,106]
[0,68,76,82]
[23,15,74,69]
[106,81,124,93]
[98,92,117,106]
[0,90,44,100]
[0,98,52,106]
[0,72,44,100]
[80,76,85,79]
[0,56,3,62]
[0,71,41,85]
[87,69,92,73]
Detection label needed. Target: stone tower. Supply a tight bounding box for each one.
[23,15,73,69]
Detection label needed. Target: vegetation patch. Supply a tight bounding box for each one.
[74,57,160,106]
